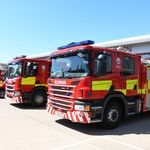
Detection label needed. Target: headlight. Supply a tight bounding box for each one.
[14,91,21,96]
[74,104,90,111]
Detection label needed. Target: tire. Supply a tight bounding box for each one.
[31,90,47,107]
[102,101,122,129]
[0,89,5,98]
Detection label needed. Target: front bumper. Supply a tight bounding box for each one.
[47,104,102,124]
[6,93,23,103]
[6,91,31,103]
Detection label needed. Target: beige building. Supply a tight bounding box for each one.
[94,35,150,54]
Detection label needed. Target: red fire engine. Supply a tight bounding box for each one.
[6,56,51,106]
[0,63,7,98]
[47,40,150,129]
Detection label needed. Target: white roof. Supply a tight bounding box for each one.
[27,51,52,59]
[27,35,150,59]
[93,35,150,47]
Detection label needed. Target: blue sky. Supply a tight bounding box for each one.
[0,0,150,63]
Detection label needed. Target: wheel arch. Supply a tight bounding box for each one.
[29,86,47,106]
[102,92,128,121]
[30,86,47,99]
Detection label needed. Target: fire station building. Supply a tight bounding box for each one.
[29,34,150,59]
[94,34,150,54]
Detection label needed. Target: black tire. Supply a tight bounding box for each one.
[102,101,122,129]
[0,89,5,98]
[31,90,47,107]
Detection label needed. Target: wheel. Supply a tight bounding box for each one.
[0,90,5,98]
[102,101,122,129]
[31,91,47,107]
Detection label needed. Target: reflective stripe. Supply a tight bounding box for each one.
[35,84,47,87]
[138,89,141,94]
[115,89,126,95]
[148,80,150,89]
[0,81,2,86]
[142,89,146,94]
[92,79,142,96]
[126,79,138,90]
[138,89,146,94]
[21,77,36,85]
[92,80,112,90]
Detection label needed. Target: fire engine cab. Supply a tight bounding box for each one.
[47,40,150,129]
[6,56,51,106]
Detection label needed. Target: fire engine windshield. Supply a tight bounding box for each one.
[51,52,91,78]
[141,54,150,59]
[8,62,22,78]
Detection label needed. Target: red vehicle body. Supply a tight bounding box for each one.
[6,57,51,106]
[47,40,150,129]
[0,63,7,98]
[0,71,6,98]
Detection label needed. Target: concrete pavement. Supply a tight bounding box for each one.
[0,98,150,150]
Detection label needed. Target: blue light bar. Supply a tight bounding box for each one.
[57,40,95,50]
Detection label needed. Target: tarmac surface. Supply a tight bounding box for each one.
[0,98,150,150]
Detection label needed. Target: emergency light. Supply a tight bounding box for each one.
[57,40,95,50]
[14,55,27,60]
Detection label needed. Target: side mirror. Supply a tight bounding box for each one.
[94,60,107,76]
[98,53,108,60]
[95,61,101,74]
[94,61,103,76]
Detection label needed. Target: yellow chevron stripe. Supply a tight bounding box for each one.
[35,84,47,87]
[92,80,112,90]
[126,79,138,90]
[21,77,36,85]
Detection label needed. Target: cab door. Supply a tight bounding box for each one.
[92,51,113,99]
[120,55,139,96]
[21,61,39,93]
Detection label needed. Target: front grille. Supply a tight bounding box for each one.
[49,84,76,111]
[52,90,72,96]
[6,84,14,95]
[7,86,13,90]
[51,101,71,109]
[51,85,73,91]
[7,90,13,93]
[49,97,73,112]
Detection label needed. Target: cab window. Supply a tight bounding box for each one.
[122,56,135,76]
[94,52,112,76]
[25,62,39,77]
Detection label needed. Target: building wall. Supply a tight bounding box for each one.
[131,42,150,53]
[102,42,150,54]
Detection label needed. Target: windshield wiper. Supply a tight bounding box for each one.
[64,74,73,79]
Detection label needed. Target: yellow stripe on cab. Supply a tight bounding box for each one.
[21,77,36,85]
[92,80,112,90]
